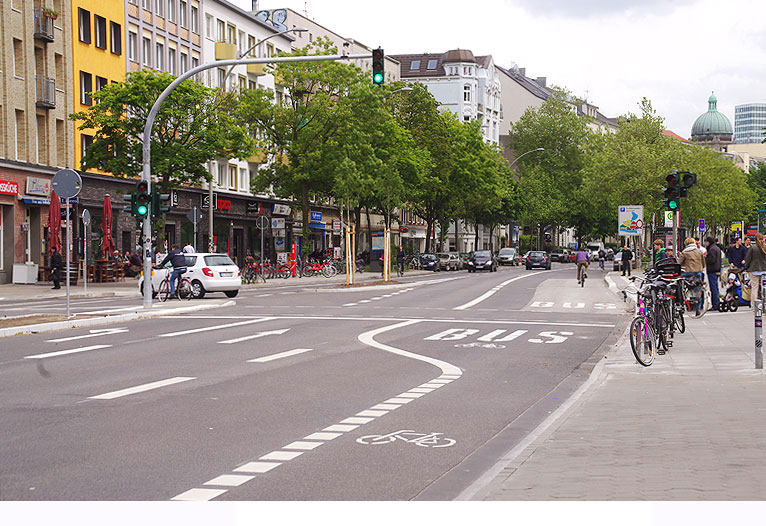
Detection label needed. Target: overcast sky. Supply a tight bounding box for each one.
[233,0,766,137]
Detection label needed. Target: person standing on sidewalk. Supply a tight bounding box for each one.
[727,237,747,270]
[705,237,722,311]
[49,247,63,290]
[653,239,667,262]
[745,232,766,307]
[620,245,633,276]
[679,237,706,315]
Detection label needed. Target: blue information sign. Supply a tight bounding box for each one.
[699,219,705,232]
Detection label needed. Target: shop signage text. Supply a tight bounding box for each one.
[201,192,218,209]
[0,180,19,195]
[310,211,323,222]
[272,204,291,215]
[247,202,263,214]
[217,199,231,210]
[26,177,51,197]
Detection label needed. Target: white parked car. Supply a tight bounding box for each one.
[139,252,241,299]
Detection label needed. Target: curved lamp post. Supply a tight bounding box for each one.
[509,147,544,169]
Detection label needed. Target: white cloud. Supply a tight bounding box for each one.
[236,0,766,138]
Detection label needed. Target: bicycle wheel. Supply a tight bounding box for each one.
[321,265,337,278]
[157,279,170,303]
[674,305,686,334]
[630,315,656,366]
[178,278,193,300]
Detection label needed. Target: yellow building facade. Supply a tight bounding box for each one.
[70,0,125,172]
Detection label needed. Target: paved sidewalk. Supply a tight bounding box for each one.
[472,272,766,500]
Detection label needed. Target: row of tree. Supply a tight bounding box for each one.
[72,39,520,252]
[71,38,757,252]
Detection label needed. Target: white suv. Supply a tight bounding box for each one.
[139,252,241,299]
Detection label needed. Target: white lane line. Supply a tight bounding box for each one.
[420,383,444,388]
[357,410,388,417]
[385,397,414,404]
[46,328,129,343]
[283,441,323,451]
[454,270,549,310]
[324,424,359,432]
[204,474,254,487]
[88,377,195,400]
[260,451,303,461]
[25,345,112,360]
[359,300,371,303]
[410,388,435,393]
[397,392,426,399]
[171,488,227,501]
[343,303,358,307]
[219,328,290,344]
[233,462,280,473]
[158,317,274,338]
[340,416,374,425]
[305,432,342,441]
[247,348,313,363]
[371,404,401,410]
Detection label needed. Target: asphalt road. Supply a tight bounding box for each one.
[0,264,628,500]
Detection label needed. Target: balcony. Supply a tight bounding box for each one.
[247,63,267,76]
[215,41,237,60]
[34,8,55,42]
[35,75,56,109]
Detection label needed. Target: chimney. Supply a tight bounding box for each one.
[535,76,547,88]
[252,0,259,12]
[518,67,525,77]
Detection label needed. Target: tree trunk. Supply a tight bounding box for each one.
[365,206,373,251]
[353,206,362,256]
[454,218,459,252]
[301,182,310,257]
[474,222,480,252]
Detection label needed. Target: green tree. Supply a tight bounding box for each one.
[70,69,251,191]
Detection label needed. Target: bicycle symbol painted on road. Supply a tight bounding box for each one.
[356,430,456,448]
[454,342,506,349]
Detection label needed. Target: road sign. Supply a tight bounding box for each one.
[699,219,705,232]
[51,169,82,199]
[186,207,202,224]
[82,209,91,226]
[732,221,744,236]
[664,211,674,228]
[618,205,643,236]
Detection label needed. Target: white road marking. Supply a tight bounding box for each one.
[88,376,195,400]
[219,328,290,344]
[397,392,426,399]
[343,303,358,307]
[420,383,444,389]
[171,488,227,501]
[46,328,129,343]
[424,328,480,341]
[357,410,388,417]
[247,348,313,363]
[562,302,585,309]
[158,317,273,337]
[454,270,549,310]
[371,404,401,410]
[340,416,374,424]
[385,398,415,404]
[25,344,112,360]
[410,388,434,393]
[324,424,359,432]
[233,462,280,473]
[283,441,323,451]
[528,331,574,344]
[204,474,254,487]
[260,451,303,461]
[477,329,528,342]
[305,432,342,441]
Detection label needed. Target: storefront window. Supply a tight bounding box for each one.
[0,207,4,271]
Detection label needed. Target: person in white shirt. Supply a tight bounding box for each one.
[183,242,195,254]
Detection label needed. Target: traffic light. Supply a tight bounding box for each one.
[122,191,135,214]
[134,180,150,219]
[663,172,681,211]
[152,188,170,219]
[679,171,697,197]
[372,48,384,85]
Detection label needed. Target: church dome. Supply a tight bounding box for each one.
[691,92,733,139]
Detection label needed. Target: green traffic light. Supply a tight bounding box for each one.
[668,200,678,210]
[137,205,148,216]
[373,73,384,84]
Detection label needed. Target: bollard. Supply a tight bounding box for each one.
[756,275,764,369]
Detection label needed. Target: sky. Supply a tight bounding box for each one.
[232,0,766,137]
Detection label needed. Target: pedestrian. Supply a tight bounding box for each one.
[695,237,707,256]
[49,246,63,289]
[183,241,195,254]
[396,246,405,275]
[665,248,674,260]
[126,250,142,277]
[653,239,666,262]
[726,237,747,270]
[620,245,633,276]
[745,236,752,250]
[705,237,722,311]
[746,232,766,307]
[679,237,706,315]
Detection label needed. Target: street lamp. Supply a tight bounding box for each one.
[509,147,544,169]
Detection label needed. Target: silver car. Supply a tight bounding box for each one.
[497,247,517,266]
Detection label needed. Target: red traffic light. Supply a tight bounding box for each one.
[372,49,383,61]
[666,173,679,186]
[136,180,149,193]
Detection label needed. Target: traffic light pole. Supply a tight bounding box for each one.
[140,53,372,309]
[672,211,678,258]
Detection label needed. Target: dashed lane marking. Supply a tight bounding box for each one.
[247,348,313,363]
[88,377,195,400]
[158,317,274,338]
[25,345,112,360]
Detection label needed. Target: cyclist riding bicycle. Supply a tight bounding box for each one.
[158,244,187,297]
[575,247,590,282]
[598,248,606,271]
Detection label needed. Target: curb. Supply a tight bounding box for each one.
[0,300,235,338]
[604,273,636,308]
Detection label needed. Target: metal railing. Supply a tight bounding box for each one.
[35,75,56,108]
[34,8,55,42]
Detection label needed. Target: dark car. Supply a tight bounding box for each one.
[467,250,497,272]
[525,250,551,270]
[419,253,440,271]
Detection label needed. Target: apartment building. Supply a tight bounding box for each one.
[0,0,75,283]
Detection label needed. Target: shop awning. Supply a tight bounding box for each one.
[308,222,326,230]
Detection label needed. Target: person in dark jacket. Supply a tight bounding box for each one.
[158,244,187,296]
[620,245,633,276]
[705,237,722,311]
[49,247,63,289]
[746,232,766,307]
[727,237,747,269]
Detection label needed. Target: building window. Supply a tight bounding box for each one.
[216,19,225,42]
[179,1,187,28]
[427,59,438,70]
[217,68,225,88]
[247,35,256,57]
[180,51,188,73]
[217,163,227,187]
[110,22,122,55]
[93,15,107,49]
[128,31,138,61]
[142,0,152,10]
[155,0,164,17]
[239,168,247,191]
[248,79,257,91]
[95,76,108,92]
[463,85,471,102]
[205,14,213,39]
[168,48,176,75]
[410,60,420,70]
[80,71,93,105]
[156,42,164,70]
[191,56,199,70]
[78,8,91,44]
[81,133,94,158]
[266,43,274,58]
[142,37,152,67]
[229,165,237,190]
[13,38,24,78]
[227,24,236,45]
[167,0,176,23]
[190,5,199,33]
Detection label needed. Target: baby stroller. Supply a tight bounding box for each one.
[719,272,750,312]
